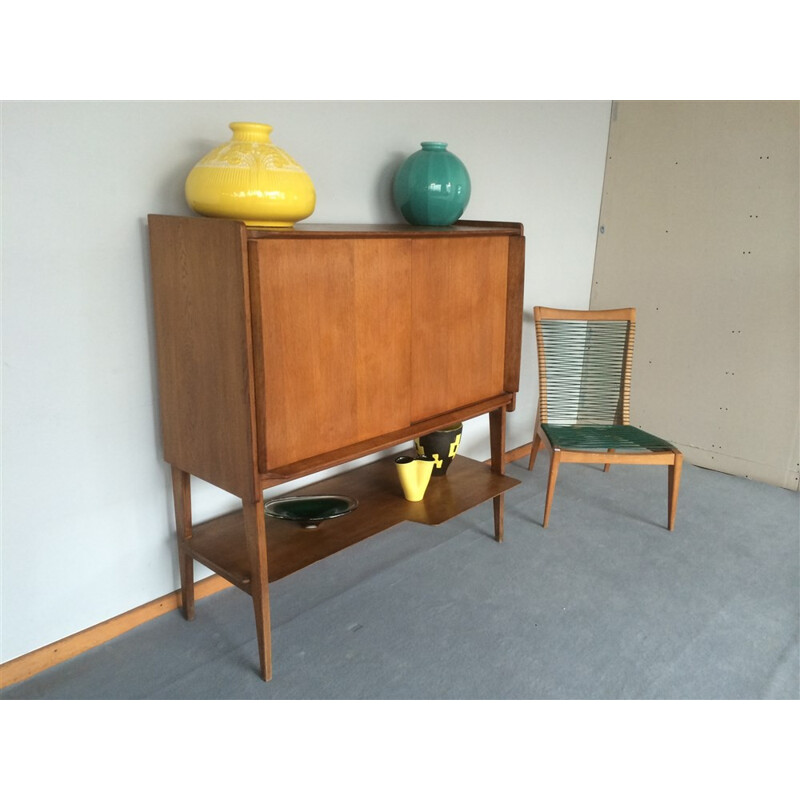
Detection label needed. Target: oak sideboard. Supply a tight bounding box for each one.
[147,215,525,680]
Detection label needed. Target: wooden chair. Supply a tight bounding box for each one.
[528,307,683,529]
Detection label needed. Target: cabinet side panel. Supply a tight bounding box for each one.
[504,235,526,393]
[147,215,259,500]
[410,237,509,421]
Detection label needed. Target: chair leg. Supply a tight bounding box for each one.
[543,449,562,528]
[668,452,683,531]
[604,448,614,472]
[528,430,541,471]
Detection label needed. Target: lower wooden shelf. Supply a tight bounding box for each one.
[184,453,520,592]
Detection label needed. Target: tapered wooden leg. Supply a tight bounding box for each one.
[170,466,195,621]
[493,495,505,543]
[604,448,614,472]
[490,406,507,542]
[528,406,542,472]
[668,452,683,531]
[543,449,562,528]
[528,430,541,471]
[242,499,273,681]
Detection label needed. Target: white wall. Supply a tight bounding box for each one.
[0,101,611,663]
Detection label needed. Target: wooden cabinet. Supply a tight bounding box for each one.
[148,215,525,680]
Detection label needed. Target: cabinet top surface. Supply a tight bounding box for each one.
[148,215,523,239]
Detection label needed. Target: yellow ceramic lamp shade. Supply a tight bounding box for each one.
[185,122,316,227]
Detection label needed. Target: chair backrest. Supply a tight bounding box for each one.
[534,307,636,425]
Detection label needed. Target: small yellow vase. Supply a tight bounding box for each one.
[395,456,436,502]
[185,122,316,228]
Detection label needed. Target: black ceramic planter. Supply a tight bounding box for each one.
[414,423,463,477]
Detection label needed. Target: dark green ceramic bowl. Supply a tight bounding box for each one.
[264,495,358,529]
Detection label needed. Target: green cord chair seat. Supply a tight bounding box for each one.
[541,424,676,452]
[528,307,683,529]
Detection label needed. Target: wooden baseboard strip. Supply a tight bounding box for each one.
[481,441,537,465]
[0,574,232,690]
[1,444,538,691]
[503,441,536,463]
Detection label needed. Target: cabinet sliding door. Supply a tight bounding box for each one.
[251,238,412,469]
[410,236,509,422]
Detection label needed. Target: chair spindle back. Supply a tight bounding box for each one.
[534,307,636,426]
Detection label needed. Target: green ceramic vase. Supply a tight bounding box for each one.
[393,142,471,226]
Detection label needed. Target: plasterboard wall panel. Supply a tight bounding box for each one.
[591,101,799,490]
